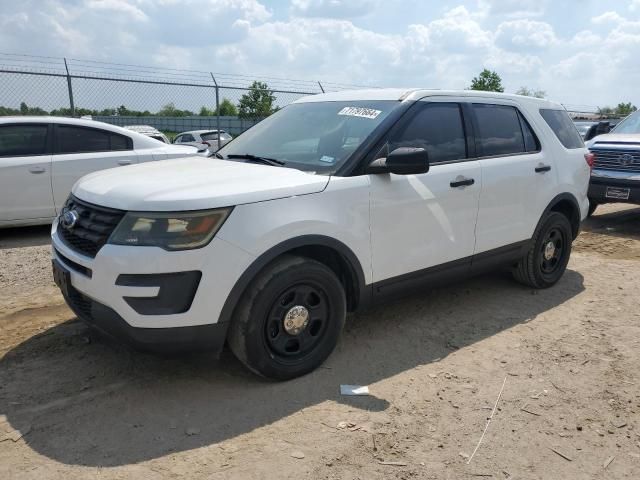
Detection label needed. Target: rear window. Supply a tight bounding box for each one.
[540,109,584,149]
[472,104,525,156]
[0,124,48,157]
[201,132,219,141]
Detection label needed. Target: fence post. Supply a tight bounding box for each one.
[210,73,221,150]
[318,81,325,93]
[63,58,75,116]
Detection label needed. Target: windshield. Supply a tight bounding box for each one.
[218,100,399,174]
[612,110,640,134]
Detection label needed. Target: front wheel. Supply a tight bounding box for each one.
[227,255,346,380]
[512,212,573,289]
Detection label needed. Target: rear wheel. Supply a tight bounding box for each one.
[513,212,572,289]
[227,255,346,380]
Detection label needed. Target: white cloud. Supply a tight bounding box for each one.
[291,0,378,18]
[86,0,148,21]
[495,19,556,50]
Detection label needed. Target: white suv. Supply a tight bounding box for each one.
[51,89,590,379]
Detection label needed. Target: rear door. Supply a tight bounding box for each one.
[0,123,55,222]
[368,101,481,294]
[470,102,554,255]
[51,124,138,211]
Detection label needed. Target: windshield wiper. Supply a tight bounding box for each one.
[226,153,286,166]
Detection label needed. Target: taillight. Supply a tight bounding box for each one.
[585,152,595,170]
[201,141,211,147]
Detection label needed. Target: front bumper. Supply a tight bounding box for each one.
[589,169,640,204]
[51,219,255,353]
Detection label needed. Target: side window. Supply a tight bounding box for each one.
[110,133,131,151]
[174,135,183,143]
[518,112,540,152]
[539,109,584,149]
[472,104,525,156]
[182,134,195,142]
[57,126,132,153]
[0,124,49,157]
[388,103,467,164]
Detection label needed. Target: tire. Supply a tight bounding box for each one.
[227,255,346,380]
[587,200,598,217]
[512,212,573,289]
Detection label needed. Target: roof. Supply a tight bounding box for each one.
[0,116,163,147]
[294,88,562,109]
[176,129,223,135]
[124,124,162,133]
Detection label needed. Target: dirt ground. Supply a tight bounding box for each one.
[1,204,639,479]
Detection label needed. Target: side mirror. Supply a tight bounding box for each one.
[367,147,429,175]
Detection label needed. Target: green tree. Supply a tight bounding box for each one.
[20,102,28,115]
[214,98,238,116]
[470,69,504,93]
[615,102,637,116]
[238,81,276,119]
[157,103,193,117]
[516,86,546,99]
[199,106,214,116]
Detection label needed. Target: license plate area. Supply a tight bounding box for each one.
[52,259,71,297]
[605,186,630,200]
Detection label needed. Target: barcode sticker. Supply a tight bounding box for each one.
[338,107,381,119]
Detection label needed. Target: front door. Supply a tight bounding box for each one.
[0,123,55,222]
[368,101,481,295]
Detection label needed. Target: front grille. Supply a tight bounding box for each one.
[58,196,125,258]
[591,148,640,173]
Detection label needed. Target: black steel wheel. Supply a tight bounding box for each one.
[228,255,346,380]
[513,212,572,289]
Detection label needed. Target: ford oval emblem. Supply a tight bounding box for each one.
[60,210,79,230]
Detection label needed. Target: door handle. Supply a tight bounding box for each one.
[117,159,132,166]
[28,166,46,174]
[450,178,475,188]
[535,164,551,173]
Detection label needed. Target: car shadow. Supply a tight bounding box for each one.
[583,205,640,241]
[0,269,584,466]
[0,225,51,250]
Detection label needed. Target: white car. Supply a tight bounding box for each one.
[173,129,233,151]
[51,89,590,379]
[0,116,197,228]
[123,125,170,144]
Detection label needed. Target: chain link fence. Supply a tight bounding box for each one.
[0,53,369,137]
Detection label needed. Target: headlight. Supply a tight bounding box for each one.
[108,208,232,250]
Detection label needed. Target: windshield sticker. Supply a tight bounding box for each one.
[319,155,335,163]
[338,106,381,120]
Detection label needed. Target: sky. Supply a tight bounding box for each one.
[1,0,639,109]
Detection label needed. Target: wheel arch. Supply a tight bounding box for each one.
[539,193,581,239]
[218,235,369,328]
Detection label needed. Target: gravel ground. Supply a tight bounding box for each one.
[1,204,639,479]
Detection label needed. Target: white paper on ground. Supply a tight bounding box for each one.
[340,384,370,396]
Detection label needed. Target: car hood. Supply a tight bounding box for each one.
[587,133,640,148]
[73,157,330,211]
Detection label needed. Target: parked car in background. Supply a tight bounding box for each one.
[586,110,640,215]
[51,89,589,380]
[0,116,198,228]
[574,121,599,140]
[123,125,170,144]
[173,129,233,151]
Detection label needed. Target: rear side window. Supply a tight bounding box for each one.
[0,124,48,157]
[389,103,467,163]
[201,132,219,141]
[472,104,525,156]
[519,112,540,152]
[57,126,132,154]
[540,109,584,149]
